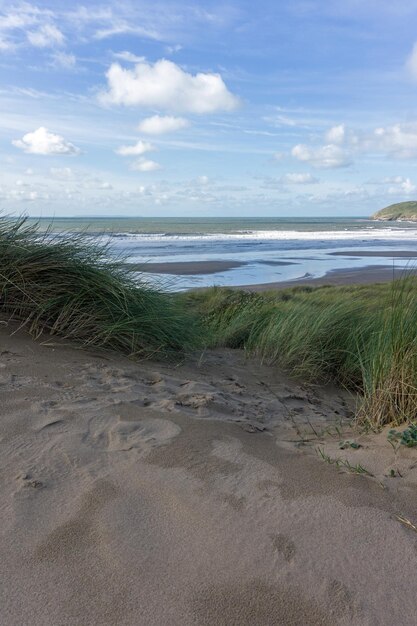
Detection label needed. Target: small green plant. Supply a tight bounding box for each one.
[388,423,417,448]
[338,440,361,450]
[388,468,403,478]
[316,447,373,477]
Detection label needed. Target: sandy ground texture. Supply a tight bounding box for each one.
[1,325,417,625]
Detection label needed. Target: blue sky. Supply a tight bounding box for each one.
[2,0,417,216]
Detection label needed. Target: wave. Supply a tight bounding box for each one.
[108,227,417,243]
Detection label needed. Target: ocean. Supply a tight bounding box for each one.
[37,216,417,290]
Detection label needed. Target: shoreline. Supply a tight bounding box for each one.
[126,260,246,275]
[237,265,417,292]
[126,250,417,286]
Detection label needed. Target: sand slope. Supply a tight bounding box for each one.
[1,325,417,625]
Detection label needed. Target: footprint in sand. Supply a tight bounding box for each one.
[271,533,296,562]
[106,417,180,452]
[15,472,45,491]
[36,418,65,431]
[87,402,181,452]
[326,579,358,620]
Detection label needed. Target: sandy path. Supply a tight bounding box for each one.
[1,326,417,625]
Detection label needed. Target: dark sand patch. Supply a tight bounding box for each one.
[329,250,417,258]
[127,260,245,275]
[256,259,299,266]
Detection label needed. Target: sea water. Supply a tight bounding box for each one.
[37,216,417,289]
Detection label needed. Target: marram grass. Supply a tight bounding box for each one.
[1,214,416,428]
[0,215,199,358]
[185,280,417,428]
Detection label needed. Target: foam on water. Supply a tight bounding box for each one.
[46,217,417,289]
[110,227,417,243]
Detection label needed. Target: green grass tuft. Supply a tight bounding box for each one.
[2,213,416,428]
[0,215,199,358]
[184,279,417,427]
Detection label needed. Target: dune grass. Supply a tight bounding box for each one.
[184,280,417,427]
[1,213,416,428]
[0,215,199,358]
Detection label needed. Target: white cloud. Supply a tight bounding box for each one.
[137,115,189,135]
[115,140,154,156]
[386,176,416,194]
[0,5,42,34]
[279,173,319,184]
[0,35,15,51]
[113,51,146,63]
[166,44,182,55]
[81,178,113,190]
[368,175,411,186]
[50,167,74,179]
[51,51,76,69]
[131,158,161,172]
[270,114,298,127]
[296,121,417,167]
[292,143,351,169]
[0,4,47,50]
[27,24,64,48]
[12,127,81,156]
[99,59,239,114]
[369,123,417,159]
[406,42,417,80]
[94,24,160,41]
[325,124,345,144]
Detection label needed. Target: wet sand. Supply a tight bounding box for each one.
[329,250,417,258]
[127,260,246,275]
[240,265,417,292]
[1,325,417,625]
[129,256,416,289]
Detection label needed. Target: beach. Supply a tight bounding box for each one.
[5,2,417,622]
[2,322,417,625]
[126,259,417,289]
[36,216,417,290]
[1,214,417,626]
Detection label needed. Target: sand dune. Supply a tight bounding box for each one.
[1,325,417,625]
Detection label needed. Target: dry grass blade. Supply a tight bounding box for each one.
[395,514,417,533]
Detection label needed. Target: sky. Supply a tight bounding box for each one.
[2,1,417,217]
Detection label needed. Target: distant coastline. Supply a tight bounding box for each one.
[372,201,417,222]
